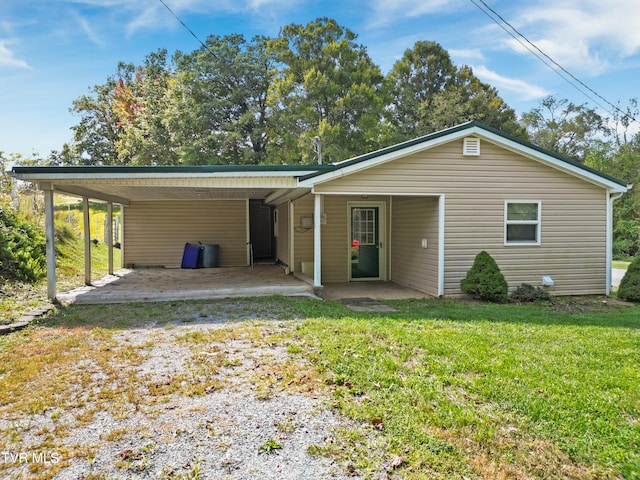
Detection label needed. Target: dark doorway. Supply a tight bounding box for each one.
[249,200,274,261]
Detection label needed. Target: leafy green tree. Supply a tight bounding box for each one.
[268,18,385,163]
[585,102,640,258]
[71,78,123,165]
[521,96,609,162]
[114,51,177,165]
[385,41,456,140]
[385,42,526,142]
[167,35,276,165]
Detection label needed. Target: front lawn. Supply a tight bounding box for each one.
[0,296,638,479]
[289,297,640,479]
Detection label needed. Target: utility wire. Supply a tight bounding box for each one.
[469,0,637,124]
[156,0,219,60]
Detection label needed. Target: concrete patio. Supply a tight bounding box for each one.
[55,264,430,305]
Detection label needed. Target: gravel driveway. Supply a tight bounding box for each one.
[0,318,366,479]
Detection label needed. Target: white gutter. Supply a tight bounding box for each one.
[12,170,318,181]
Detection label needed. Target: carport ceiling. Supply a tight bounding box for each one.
[46,183,288,203]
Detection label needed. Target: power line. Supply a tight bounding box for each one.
[156,0,219,60]
[469,0,638,124]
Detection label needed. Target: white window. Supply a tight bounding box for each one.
[504,201,541,245]
[352,207,376,245]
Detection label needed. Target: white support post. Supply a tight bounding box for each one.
[120,206,125,268]
[289,200,295,273]
[313,194,322,292]
[438,195,445,297]
[43,188,57,301]
[83,197,91,285]
[606,191,613,295]
[107,202,114,275]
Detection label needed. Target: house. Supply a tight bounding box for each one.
[11,121,630,301]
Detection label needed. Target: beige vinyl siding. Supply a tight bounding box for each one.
[391,197,439,296]
[320,196,350,282]
[315,140,607,296]
[276,203,289,266]
[292,196,314,274]
[320,196,390,283]
[292,195,390,283]
[123,200,247,268]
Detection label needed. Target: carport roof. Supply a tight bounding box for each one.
[10,164,334,205]
[11,164,332,175]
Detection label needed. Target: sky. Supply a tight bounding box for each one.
[1,0,640,158]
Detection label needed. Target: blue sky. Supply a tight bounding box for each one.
[1,0,640,158]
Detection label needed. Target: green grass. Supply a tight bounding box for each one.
[613,260,631,270]
[1,296,639,478]
[0,199,121,324]
[287,297,640,479]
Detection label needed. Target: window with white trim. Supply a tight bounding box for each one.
[504,201,541,245]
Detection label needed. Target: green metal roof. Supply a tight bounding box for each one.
[10,122,628,189]
[11,164,333,175]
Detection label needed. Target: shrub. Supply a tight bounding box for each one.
[617,256,640,302]
[460,251,508,302]
[0,206,46,283]
[510,283,552,303]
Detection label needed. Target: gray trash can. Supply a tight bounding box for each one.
[199,244,219,268]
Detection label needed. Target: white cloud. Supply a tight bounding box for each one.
[472,65,550,100]
[449,48,485,62]
[504,0,640,74]
[367,0,466,27]
[74,12,105,47]
[0,40,29,69]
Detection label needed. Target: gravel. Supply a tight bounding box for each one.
[1,319,366,479]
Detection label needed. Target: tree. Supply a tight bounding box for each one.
[521,96,609,162]
[584,100,640,258]
[71,78,123,165]
[114,51,177,165]
[385,41,456,140]
[167,34,276,165]
[385,42,526,142]
[268,18,385,164]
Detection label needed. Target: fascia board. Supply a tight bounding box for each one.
[11,171,313,181]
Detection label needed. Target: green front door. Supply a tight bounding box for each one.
[350,206,380,279]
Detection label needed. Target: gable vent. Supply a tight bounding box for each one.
[463,137,481,156]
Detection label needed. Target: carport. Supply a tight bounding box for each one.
[10,165,329,302]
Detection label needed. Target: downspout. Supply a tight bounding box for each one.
[606,190,625,295]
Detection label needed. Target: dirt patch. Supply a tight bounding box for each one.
[549,296,633,315]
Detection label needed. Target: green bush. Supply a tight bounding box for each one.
[0,206,46,283]
[617,256,640,302]
[510,283,552,303]
[460,251,508,302]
